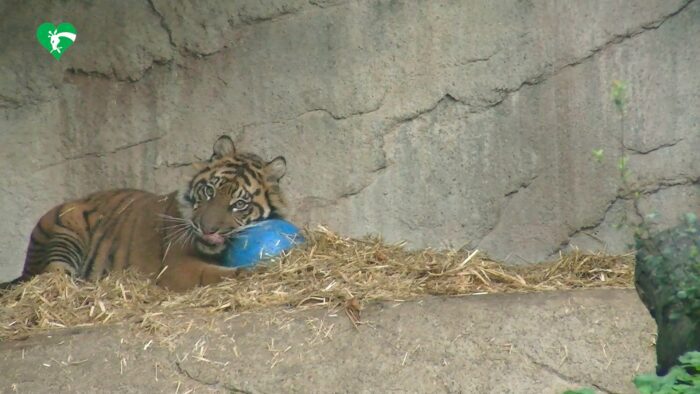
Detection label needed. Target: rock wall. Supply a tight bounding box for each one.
[1,0,698,281]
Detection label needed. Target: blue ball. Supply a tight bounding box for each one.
[221,219,305,268]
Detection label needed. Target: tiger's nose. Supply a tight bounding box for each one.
[201,232,225,245]
[199,220,225,244]
[198,214,220,234]
[198,217,218,234]
[201,225,220,236]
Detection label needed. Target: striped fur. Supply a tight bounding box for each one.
[19,136,286,291]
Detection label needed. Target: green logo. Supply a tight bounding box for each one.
[36,23,77,60]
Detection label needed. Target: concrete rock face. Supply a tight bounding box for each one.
[1,0,699,280]
[0,290,656,393]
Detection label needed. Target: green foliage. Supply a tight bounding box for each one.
[582,79,700,393]
[564,351,700,394]
[617,156,629,171]
[591,79,633,212]
[636,212,700,321]
[611,80,627,113]
[618,156,629,180]
[563,389,596,394]
[591,149,604,163]
[674,213,700,320]
[634,351,700,394]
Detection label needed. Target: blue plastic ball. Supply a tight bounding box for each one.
[221,219,305,268]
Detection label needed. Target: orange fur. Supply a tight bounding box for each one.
[20,136,287,292]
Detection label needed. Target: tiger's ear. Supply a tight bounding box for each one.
[212,135,235,160]
[264,156,286,182]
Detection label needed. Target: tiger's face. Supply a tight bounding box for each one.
[176,136,286,256]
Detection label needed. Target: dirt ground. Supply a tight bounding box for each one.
[0,289,655,394]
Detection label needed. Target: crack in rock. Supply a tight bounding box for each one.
[38,136,162,171]
[633,197,645,224]
[182,45,228,59]
[475,0,695,112]
[239,88,388,137]
[338,164,391,199]
[299,153,391,206]
[66,67,113,81]
[625,138,684,155]
[56,0,695,110]
[146,0,176,49]
[371,0,696,254]
[392,93,461,124]
[293,87,390,121]
[440,51,500,70]
[559,195,625,252]
[301,100,384,121]
[61,0,175,83]
[153,161,193,170]
[635,176,700,195]
[237,0,349,26]
[174,361,253,394]
[308,0,352,9]
[66,55,172,84]
[371,162,389,174]
[504,175,539,198]
[238,7,299,25]
[406,50,501,80]
[521,352,614,394]
[556,176,699,254]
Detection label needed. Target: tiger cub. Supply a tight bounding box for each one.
[19,136,286,291]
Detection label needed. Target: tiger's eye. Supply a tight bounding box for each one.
[204,185,215,200]
[232,200,248,211]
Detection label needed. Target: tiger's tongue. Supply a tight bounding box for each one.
[202,233,225,245]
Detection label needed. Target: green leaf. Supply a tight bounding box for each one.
[563,389,595,394]
[611,80,627,112]
[678,351,700,366]
[634,351,700,393]
[591,149,604,163]
[689,245,699,259]
[617,156,629,171]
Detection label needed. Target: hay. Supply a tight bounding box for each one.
[0,226,634,342]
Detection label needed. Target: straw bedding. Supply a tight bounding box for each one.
[0,226,634,342]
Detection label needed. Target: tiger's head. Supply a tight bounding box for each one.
[176,135,287,256]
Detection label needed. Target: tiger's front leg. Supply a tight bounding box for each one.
[155,257,241,292]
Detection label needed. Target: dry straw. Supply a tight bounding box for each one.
[0,226,634,341]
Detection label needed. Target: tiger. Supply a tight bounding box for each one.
[16,135,287,292]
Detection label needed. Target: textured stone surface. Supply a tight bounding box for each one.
[0,290,656,393]
[1,0,699,280]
